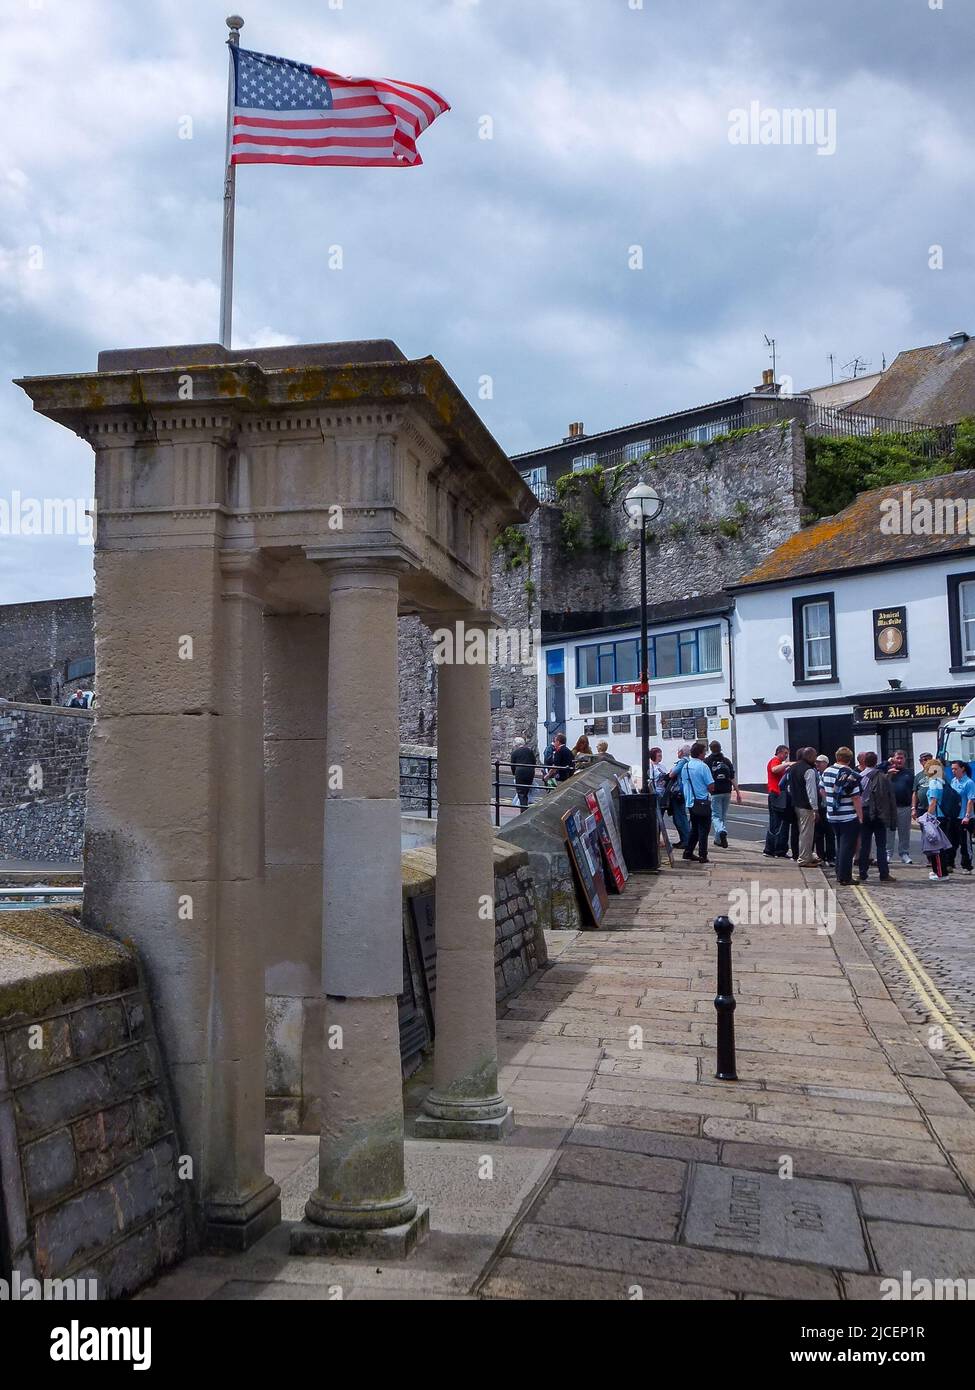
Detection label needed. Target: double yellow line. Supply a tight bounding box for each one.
[852,883,975,1066]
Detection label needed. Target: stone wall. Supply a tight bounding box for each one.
[265,836,546,1134]
[0,597,94,705]
[538,420,807,617]
[0,911,187,1297]
[0,704,92,864]
[396,422,807,756]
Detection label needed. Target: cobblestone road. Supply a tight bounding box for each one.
[843,868,975,1107]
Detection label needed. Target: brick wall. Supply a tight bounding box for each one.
[0,911,187,1297]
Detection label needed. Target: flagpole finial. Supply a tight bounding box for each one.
[226,15,244,39]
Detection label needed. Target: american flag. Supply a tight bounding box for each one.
[229,47,449,167]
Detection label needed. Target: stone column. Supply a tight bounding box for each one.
[290,559,427,1258]
[205,551,281,1247]
[263,612,329,1134]
[416,614,513,1140]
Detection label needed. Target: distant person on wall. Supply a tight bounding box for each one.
[788,746,821,868]
[551,733,575,783]
[705,740,741,849]
[857,751,896,882]
[763,744,794,858]
[680,741,715,864]
[822,747,863,886]
[509,737,537,809]
[813,755,835,865]
[668,744,692,850]
[542,736,557,779]
[68,689,86,708]
[886,749,915,865]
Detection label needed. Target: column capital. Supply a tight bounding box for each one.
[419,607,504,634]
[303,544,419,578]
[219,548,278,602]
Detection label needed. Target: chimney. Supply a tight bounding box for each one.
[564,421,585,441]
[754,369,781,395]
[949,330,970,352]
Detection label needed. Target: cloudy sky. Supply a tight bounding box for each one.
[2,0,973,601]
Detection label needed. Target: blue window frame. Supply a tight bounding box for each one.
[576,625,721,688]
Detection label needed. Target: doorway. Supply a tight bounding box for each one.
[785,713,854,762]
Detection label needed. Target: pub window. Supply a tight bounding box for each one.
[946,572,975,669]
[960,581,975,664]
[578,695,593,714]
[792,592,837,682]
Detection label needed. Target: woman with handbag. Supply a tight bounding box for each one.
[916,758,952,880]
[680,741,716,864]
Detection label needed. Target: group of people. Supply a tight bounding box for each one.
[765,744,975,884]
[651,740,743,863]
[508,732,612,808]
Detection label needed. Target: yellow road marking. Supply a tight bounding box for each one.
[852,884,975,1066]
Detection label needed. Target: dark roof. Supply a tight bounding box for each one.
[543,591,733,640]
[510,394,766,464]
[846,336,975,424]
[732,470,975,590]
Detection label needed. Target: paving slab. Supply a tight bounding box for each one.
[683,1165,869,1271]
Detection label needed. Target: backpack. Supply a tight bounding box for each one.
[829,766,859,817]
[940,780,961,819]
[709,758,733,792]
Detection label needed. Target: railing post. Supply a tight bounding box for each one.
[494,760,501,827]
[426,756,433,820]
[713,914,738,1081]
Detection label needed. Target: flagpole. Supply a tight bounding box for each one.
[219,15,244,349]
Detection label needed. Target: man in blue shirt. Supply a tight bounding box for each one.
[886,749,916,865]
[947,760,975,873]
[680,741,716,864]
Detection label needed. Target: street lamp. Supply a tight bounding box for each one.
[623,481,665,797]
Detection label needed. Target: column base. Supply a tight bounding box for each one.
[414,1106,514,1141]
[290,1206,429,1259]
[205,1179,282,1251]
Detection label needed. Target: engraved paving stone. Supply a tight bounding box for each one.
[683,1165,869,1271]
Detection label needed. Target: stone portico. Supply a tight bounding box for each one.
[16,341,536,1255]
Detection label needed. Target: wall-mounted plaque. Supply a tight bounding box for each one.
[874,606,908,661]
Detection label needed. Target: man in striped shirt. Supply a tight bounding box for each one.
[821,747,864,886]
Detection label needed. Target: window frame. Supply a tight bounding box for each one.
[947,571,975,670]
[791,591,838,684]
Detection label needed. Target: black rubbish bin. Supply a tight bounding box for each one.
[618,792,660,872]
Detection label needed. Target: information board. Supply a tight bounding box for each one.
[562,807,609,927]
[590,786,629,888]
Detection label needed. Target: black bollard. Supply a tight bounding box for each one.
[713,914,738,1081]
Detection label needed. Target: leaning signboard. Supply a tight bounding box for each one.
[587,789,628,891]
[562,807,609,927]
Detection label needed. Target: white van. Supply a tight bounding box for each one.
[938,697,975,773]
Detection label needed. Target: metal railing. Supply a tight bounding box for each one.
[399,755,579,827]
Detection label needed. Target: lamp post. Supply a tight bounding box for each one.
[623,481,664,796]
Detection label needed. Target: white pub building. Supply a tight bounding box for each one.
[729,472,975,787]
